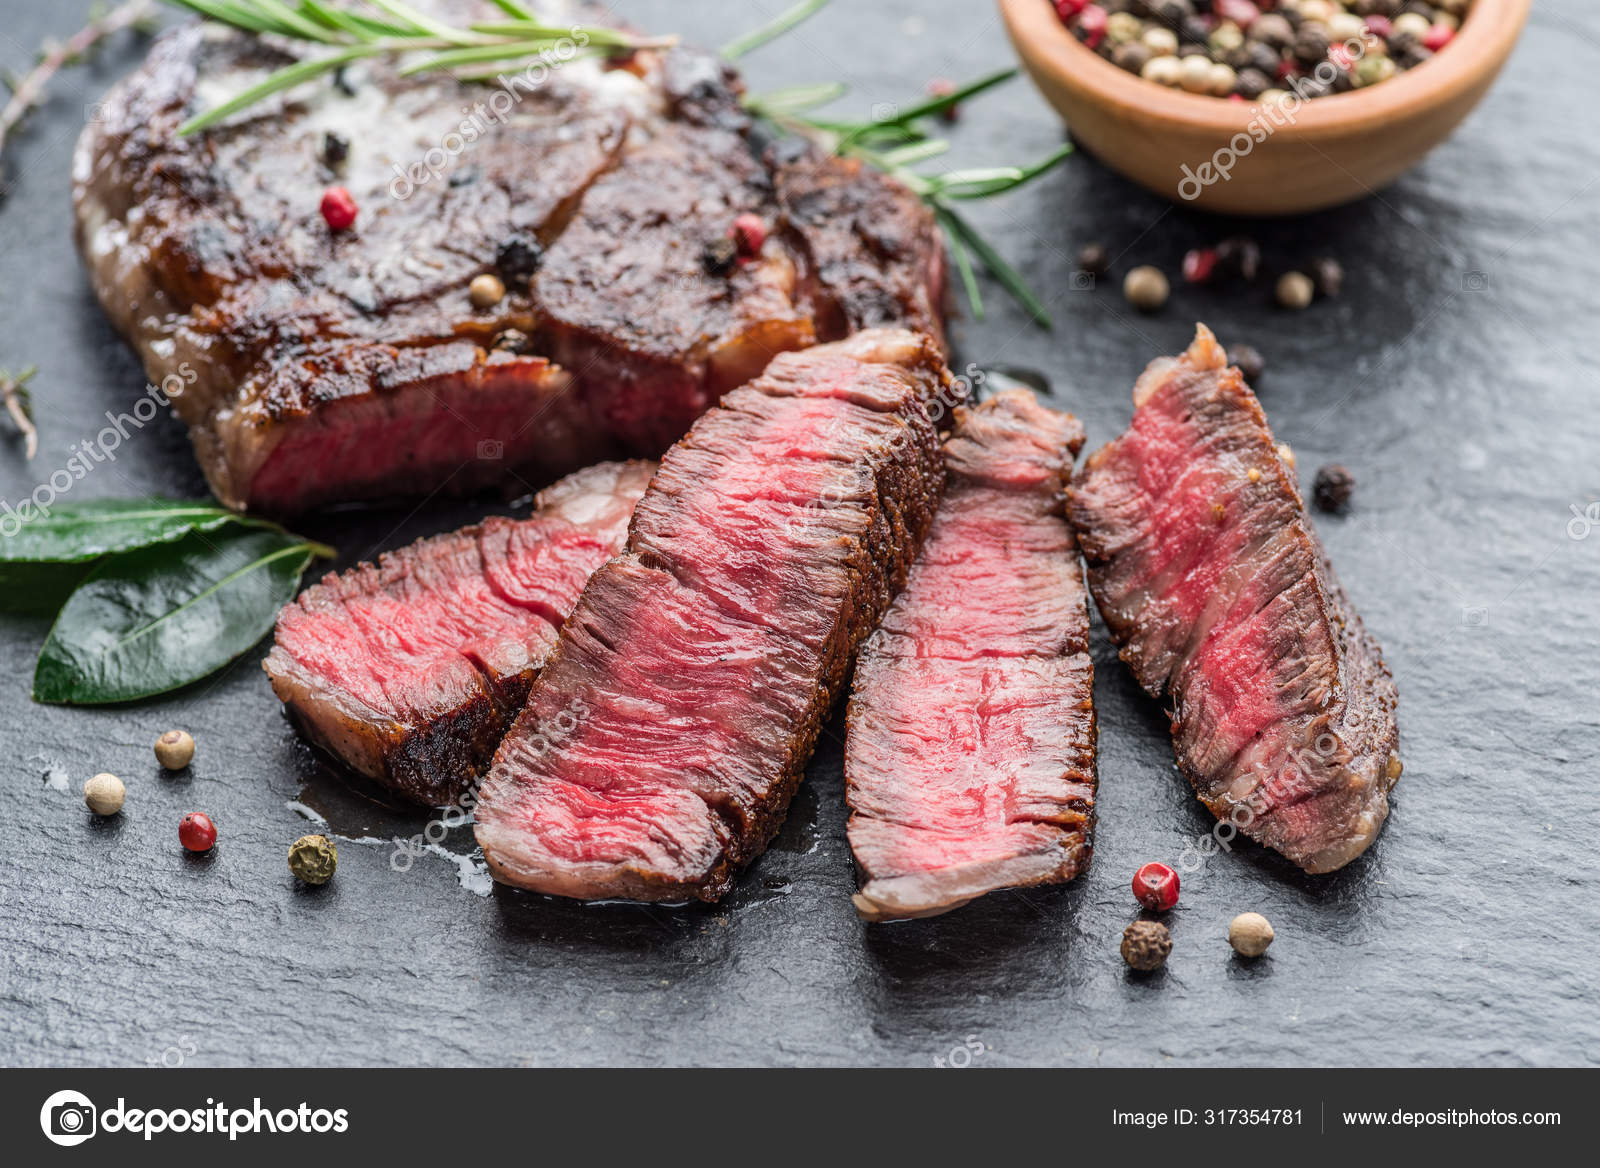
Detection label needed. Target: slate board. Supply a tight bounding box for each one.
[1,0,1596,1068]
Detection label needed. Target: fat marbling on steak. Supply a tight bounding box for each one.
[1067,325,1401,873]
[72,3,944,513]
[473,330,950,903]
[846,389,1096,921]
[264,460,653,806]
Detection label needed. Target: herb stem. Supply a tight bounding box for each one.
[719,0,831,61]
[1,365,39,460]
[0,0,156,193]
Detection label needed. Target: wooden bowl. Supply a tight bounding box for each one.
[999,0,1531,215]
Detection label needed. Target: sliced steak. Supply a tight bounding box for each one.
[73,4,944,514]
[846,390,1095,921]
[264,460,654,805]
[1067,325,1401,873]
[474,330,950,902]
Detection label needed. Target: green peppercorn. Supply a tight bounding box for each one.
[288,834,338,885]
[1356,54,1399,86]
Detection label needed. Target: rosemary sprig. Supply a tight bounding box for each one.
[746,69,1073,327]
[1,365,40,461]
[0,1,158,195]
[163,0,676,134]
[719,0,830,61]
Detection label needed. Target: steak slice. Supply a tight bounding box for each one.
[73,5,945,514]
[473,330,950,902]
[264,460,654,805]
[1067,325,1401,873]
[846,390,1095,921]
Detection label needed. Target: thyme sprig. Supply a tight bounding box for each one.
[746,69,1073,327]
[0,1,158,195]
[163,0,676,134]
[1,365,39,461]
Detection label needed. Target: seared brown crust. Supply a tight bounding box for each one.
[72,6,946,514]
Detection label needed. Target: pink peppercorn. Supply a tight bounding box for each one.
[179,811,217,853]
[1133,862,1180,912]
[1076,5,1107,50]
[1215,0,1260,30]
[1054,0,1087,21]
[1423,23,1455,52]
[730,213,767,259]
[1364,15,1393,39]
[320,186,358,231]
[1183,247,1219,284]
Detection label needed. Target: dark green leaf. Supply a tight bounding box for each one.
[0,498,256,564]
[33,526,322,704]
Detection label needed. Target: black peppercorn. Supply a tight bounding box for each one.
[1234,68,1271,100]
[1215,236,1261,282]
[1292,27,1331,66]
[1309,256,1344,298]
[1112,41,1153,74]
[1313,464,1356,513]
[1228,344,1265,384]
[701,237,739,276]
[495,232,544,280]
[1179,16,1211,44]
[1076,242,1111,277]
[1251,14,1295,49]
[1245,40,1282,77]
[319,131,349,167]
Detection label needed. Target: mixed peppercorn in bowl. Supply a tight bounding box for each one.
[1000,0,1529,213]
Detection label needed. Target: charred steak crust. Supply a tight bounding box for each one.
[264,460,654,805]
[1066,325,1400,874]
[846,390,1097,921]
[474,330,951,903]
[72,4,945,514]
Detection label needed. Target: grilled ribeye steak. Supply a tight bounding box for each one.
[73,4,944,513]
[264,460,653,806]
[474,330,950,903]
[846,390,1095,921]
[1067,326,1400,873]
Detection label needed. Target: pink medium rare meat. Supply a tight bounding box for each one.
[264,460,654,805]
[473,330,951,902]
[1066,325,1401,873]
[846,389,1096,921]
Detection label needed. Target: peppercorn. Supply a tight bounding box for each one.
[493,328,531,354]
[1228,343,1265,383]
[1234,67,1271,99]
[1308,256,1344,297]
[1392,11,1432,38]
[179,811,216,853]
[1076,242,1111,277]
[1313,463,1356,512]
[288,834,338,885]
[154,729,194,771]
[1133,862,1180,910]
[494,231,543,280]
[1121,920,1172,971]
[1292,26,1331,66]
[319,131,349,167]
[1251,13,1295,48]
[469,273,506,309]
[319,186,358,232]
[1112,40,1154,74]
[1206,62,1237,96]
[1229,911,1275,957]
[1178,53,1213,92]
[730,213,767,258]
[84,773,125,817]
[1106,11,1143,44]
[701,237,739,276]
[1183,247,1219,284]
[925,77,960,122]
[1142,54,1183,86]
[1422,22,1455,51]
[1216,236,1261,281]
[1124,265,1170,312]
[1142,26,1180,57]
[1276,270,1315,310]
